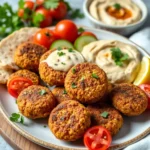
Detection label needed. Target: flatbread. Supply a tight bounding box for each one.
[0,67,13,84]
[0,27,39,70]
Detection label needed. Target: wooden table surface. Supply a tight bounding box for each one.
[0,112,47,150]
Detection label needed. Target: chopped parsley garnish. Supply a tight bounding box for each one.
[72,68,76,74]
[57,51,65,56]
[63,89,67,94]
[100,111,109,118]
[92,73,99,79]
[78,27,85,33]
[71,83,77,89]
[113,3,121,10]
[68,48,74,52]
[70,9,84,19]
[39,90,47,95]
[57,47,62,51]
[10,113,24,124]
[61,62,66,65]
[111,47,129,67]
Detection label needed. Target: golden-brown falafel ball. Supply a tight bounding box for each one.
[14,42,47,72]
[87,104,123,135]
[7,69,39,86]
[49,100,91,141]
[17,85,56,119]
[52,87,71,104]
[65,63,108,104]
[111,83,148,116]
[39,50,67,86]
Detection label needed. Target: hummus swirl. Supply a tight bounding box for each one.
[89,0,142,26]
[82,40,141,83]
[42,48,85,72]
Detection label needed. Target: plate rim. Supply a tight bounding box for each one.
[0,27,150,150]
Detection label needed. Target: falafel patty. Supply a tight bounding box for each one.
[111,83,148,116]
[49,100,91,141]
[65,63,108,104]
[87,104,123,135]
[7,69,39,86]
[52,87,71,104]
[17,85,56,119]
[14,42,47,72]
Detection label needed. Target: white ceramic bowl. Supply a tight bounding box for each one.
[83,0,148,36]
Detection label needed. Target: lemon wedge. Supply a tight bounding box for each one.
[134,56,150,85]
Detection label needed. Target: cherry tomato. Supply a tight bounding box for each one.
[36,0,44,6]
[139,84,150,110]
[84,126,112,150]
[80,31,97,39]
[33,28,57,49]
[35,8,52,28]
[49,2,67,20]
[18,1,34,18]
[8,77,33,98]
[54,20,78,42]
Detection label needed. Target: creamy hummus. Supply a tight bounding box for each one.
[82,40,141,83]
[89,0,142,26]
[42,48,85,72]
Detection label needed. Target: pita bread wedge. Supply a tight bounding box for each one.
[0,27,39,70]
[0,67,13,84]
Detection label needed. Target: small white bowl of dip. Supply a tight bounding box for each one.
[83,0,148,36]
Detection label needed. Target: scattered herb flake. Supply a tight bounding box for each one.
[92,73,99,79]
[78,27,85,33]
[71,83,77,89]
[68,48,74,52]
[113,3,121,10]
[72,68,76,74]
[63,89,67,94]
[100,111,109,118]
[111,47,129,67]
[44,0,59,9]
[57,47,62,51]
[39,90,47,95]
[57,51,65,56]
[10,113,24,124]
[61,62,66,65]
[43,125,47,128]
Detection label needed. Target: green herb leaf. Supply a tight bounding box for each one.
[92,73,99,79]
[32,13,44,27]
[58,47,62,51]
[100,111,109,118]
[57,51,65,56]
[68,48,74,52]
[71,83,77,89]
[44,0,59,9]
[63,89,67,94]
[111,47,129,67]
[63,1,72,11]
[70,9,84,19]
[72,68,76,74]
[39,90,47,95]
[20,116,24,124]
[78,27,85,33]
[18,0,24,9]
[113,3,121,10]
[61,62,66,65]
[12,113,20,119]
[10,113,24,124]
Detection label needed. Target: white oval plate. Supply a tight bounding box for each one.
[0,27,150,150]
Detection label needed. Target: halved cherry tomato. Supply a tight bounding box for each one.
[33,28,58,49]
[84,126,112,150]
[54,20,78,42]
[18,1,34,18]
[49,2,67,20]
[8,77,33,98]
[139,84,150,110]
[35,8,52,28]
[80,31,97,39]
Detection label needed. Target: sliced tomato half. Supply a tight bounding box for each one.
[84,126,112,150]
[8,77,33,98]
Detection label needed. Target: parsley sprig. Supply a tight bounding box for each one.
[111,47,129,67]
[10,113,24,124]
[113,3,121,10]
[100,111,109,118]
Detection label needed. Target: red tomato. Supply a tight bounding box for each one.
[35,8,52,28]
[49,2,67,20]
[33,28,57,49]
[8,77,33,98]
[55,20,78,42]
[18,1,34,18]
[36,0,44,6]
[80,31,97,39]
[84,126,112,150]
[139,84,150,110]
